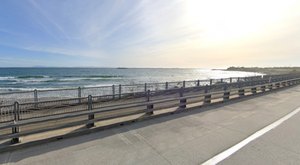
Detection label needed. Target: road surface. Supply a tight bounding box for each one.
[1,85,300,165]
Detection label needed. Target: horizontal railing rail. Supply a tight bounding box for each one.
[0,74,299,122]
[0,73,296,107]
[0,76,280,123]
[0,74,300,144]
[1,74,291,106]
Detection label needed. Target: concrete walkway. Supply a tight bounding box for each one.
[1,86,300,165]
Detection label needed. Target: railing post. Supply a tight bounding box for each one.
[183,81,186,88]
[146,90,153,115]
[205,85,209,93]
[204,94,211,104]
[230,77,232,83]
[11,101,20,144]
[237,78,241,88]
[238,88,245,97]
[261,85,266,92]
[34,89,38,108]
[86,95,94,128]
[220,78,223,83]
[179,87,184,97]
[251,87,257,94]
[112,85,115,99]
[165,82,168,90]
[223,84,230,101]
[78,87,82,103]
[197,80,200,86]
[144,83,147,94]
[210,79,213,86]
[268,83,273,90]
[146,90,150,102]
[276,83,280,88]
[119,84,122,99]
[179,87,186,109]
[269,77,272,83]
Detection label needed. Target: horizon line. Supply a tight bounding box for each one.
[0,66,226,69]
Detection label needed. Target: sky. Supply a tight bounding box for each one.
[0,0,300,68]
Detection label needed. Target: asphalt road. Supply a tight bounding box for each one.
[220,105,300,165]
[1,85,300,165]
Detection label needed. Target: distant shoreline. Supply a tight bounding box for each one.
[0,67,208,69]
[227,67,300,75]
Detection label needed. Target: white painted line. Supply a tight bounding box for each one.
[202,107,300,165]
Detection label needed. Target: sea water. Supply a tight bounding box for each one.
[0,68,262,92]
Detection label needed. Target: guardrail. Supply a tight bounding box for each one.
[0,75,268,105]
[0,74,279,123]
[0,74,300,144]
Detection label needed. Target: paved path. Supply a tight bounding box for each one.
[1,86,300,165]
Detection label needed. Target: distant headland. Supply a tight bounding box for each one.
[227,67,300,75]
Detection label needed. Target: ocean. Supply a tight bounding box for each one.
[0,68,262,92]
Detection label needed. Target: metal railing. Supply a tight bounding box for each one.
[0,73,299,123]
[0,74,282,106]
[0,73,300,144]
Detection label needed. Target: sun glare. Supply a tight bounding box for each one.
[185,0,297,44]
